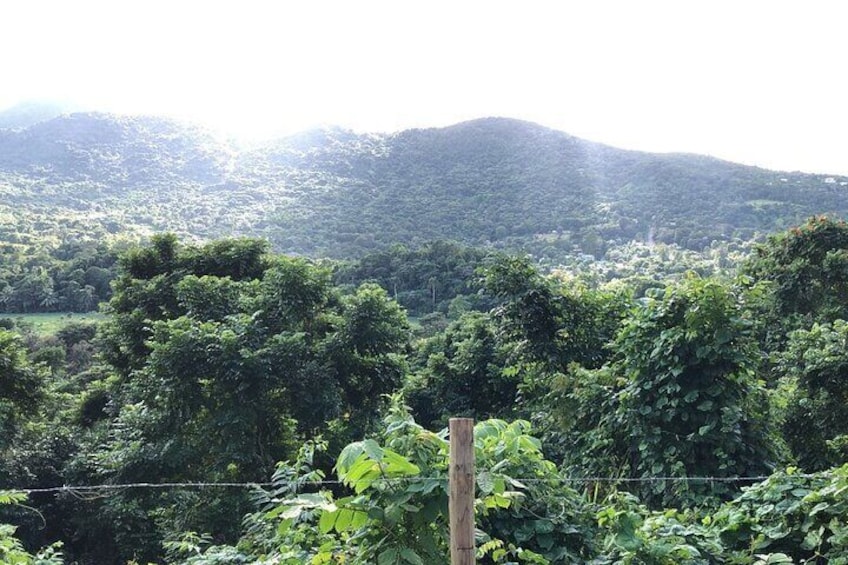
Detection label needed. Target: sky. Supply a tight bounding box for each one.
[1,1,847,174]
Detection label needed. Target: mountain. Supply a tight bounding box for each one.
[1,112,846,260]
[0,112,229,183]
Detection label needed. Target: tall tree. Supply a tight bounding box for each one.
[779,320,848,471]
[746,215,848,324]
[0,330,43,450]
[406,312,517,428]
[83,237,410,563]
[610,277,775,506]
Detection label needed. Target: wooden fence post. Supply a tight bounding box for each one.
[449,417,475,565]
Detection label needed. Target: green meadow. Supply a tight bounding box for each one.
[2,312,105,335]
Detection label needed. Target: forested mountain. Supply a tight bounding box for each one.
[2,112,847,261]
[6,107,848,564]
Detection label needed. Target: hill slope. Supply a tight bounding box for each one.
[1,113,846,259]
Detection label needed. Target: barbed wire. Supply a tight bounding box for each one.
[5,471,830,496]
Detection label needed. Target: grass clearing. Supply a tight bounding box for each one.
[1,312,106,335]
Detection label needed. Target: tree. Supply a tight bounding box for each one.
[478,256,628,462]
[329,283,409,427]
[0,330,43,449]
[101,235,270,376]
[746,215,848,324]
[333,241,494,317]
[406,312,518,428]
[481,256,625,372]
[779,320,848,471]
[83,237,412,562]
[482,256,565,368]
[550,277,778,507]
[610,277,776,507]
[12,269,55,313]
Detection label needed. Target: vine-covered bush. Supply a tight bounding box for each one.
[613,276,776,507]
[780,321,848,471]
[713,465,848,562]
[550,276,777,508]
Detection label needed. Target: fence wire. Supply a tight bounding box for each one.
[6,471,828,496]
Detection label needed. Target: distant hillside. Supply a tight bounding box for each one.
[1,112,846,260]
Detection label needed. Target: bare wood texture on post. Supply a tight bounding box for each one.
[449,417,475,565]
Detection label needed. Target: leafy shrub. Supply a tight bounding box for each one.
[712,465,848,562]
[780,321,848,471]
[172,398,596,564]
[0,491,64,564]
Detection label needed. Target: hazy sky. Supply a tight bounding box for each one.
[2,1,847,174]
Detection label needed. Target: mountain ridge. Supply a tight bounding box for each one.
[1,111,846,260]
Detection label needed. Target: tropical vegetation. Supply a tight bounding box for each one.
[0,217,846,563]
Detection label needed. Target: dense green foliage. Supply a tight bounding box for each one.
[744,216,848,472]
[162,403,597,564]
[3,113,848,265]
[80,236,409,562]
[779,321,848,471]
[0,236,117,314]
[406,312,518,428]
[253,119,848,260]
[1,220,848,563]
[143,409,848,564]
[542,277,778,508]
[0,331,44,449]
[609,278,774,506]
[5,110,848,563]
[334,241,496,317]
[0,236,412,563]
[0,491,63,564]
[747,216,848,322]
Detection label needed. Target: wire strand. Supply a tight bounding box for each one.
[7,472,829,495]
